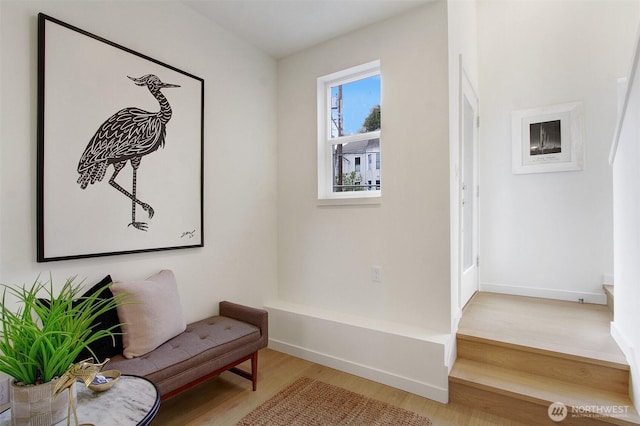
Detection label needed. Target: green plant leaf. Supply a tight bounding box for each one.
[0,276,127,384]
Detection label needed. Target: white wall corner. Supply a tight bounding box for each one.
[448,305,461,373]
[618,77,628,116]
[451,306,462,334]
[611,321,639,409]
[611,18,640,165]
[446,329,458,375]
[603,274,614,285]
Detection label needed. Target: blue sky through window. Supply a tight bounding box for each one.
[331,74,380,137]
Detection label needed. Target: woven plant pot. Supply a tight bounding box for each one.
[9,378,73,426]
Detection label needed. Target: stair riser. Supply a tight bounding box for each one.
[450,381,631,426]
[457,338,629,395]
[604,285,614,312]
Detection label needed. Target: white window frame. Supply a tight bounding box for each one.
[317,60,381,203]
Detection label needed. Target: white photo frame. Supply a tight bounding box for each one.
[511,102,584,174]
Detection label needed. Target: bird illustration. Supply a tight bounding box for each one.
[77,74,180,231]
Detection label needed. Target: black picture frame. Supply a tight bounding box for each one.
[37,13,204,262]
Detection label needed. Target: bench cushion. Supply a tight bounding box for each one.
[107,315,260,391]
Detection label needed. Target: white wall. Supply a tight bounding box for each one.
[277,0,450,333]
[273,1,452,403]
[0,1,278,321]
[478,0,639,303]
[611,22,640,409]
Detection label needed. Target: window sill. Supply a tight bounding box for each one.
[317,194,382,207]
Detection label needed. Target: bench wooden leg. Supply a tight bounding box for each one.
[229,351,259,391]
[251,351,258,391]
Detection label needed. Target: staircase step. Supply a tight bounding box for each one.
[457,334,629,395]
[450,358,640,425]
[604,284,614,312]
[458,292,624,365]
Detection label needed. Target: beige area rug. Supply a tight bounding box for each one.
[236,377,433,425]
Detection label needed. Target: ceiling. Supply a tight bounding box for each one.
[183,0,431,59]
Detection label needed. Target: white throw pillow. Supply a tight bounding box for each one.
[111,269,187,359]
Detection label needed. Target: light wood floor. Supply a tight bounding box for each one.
[154,348,527,425]
[458,292,626,365]
[155,292,626,425]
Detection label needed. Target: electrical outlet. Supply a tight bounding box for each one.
[371,266,382,283]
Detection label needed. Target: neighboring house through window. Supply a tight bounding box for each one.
[317,60,381,200]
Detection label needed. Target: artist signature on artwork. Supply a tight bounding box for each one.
[180,229,196,239]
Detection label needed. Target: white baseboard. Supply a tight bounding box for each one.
[610,321,633,363]
[269,338,449,404]
[480,282,607,305]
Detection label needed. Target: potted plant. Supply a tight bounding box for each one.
[0,275,125,425]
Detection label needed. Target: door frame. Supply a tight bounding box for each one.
[458,57,480,310]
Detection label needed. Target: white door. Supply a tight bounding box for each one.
[460,65,479,308]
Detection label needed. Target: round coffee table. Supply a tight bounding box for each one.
[0,375,160,426]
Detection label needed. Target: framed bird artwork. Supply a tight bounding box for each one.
[36,13,204,262]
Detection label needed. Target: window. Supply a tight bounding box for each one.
[318,60,381,200]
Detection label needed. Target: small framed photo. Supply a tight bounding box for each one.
[511,102,584,174]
